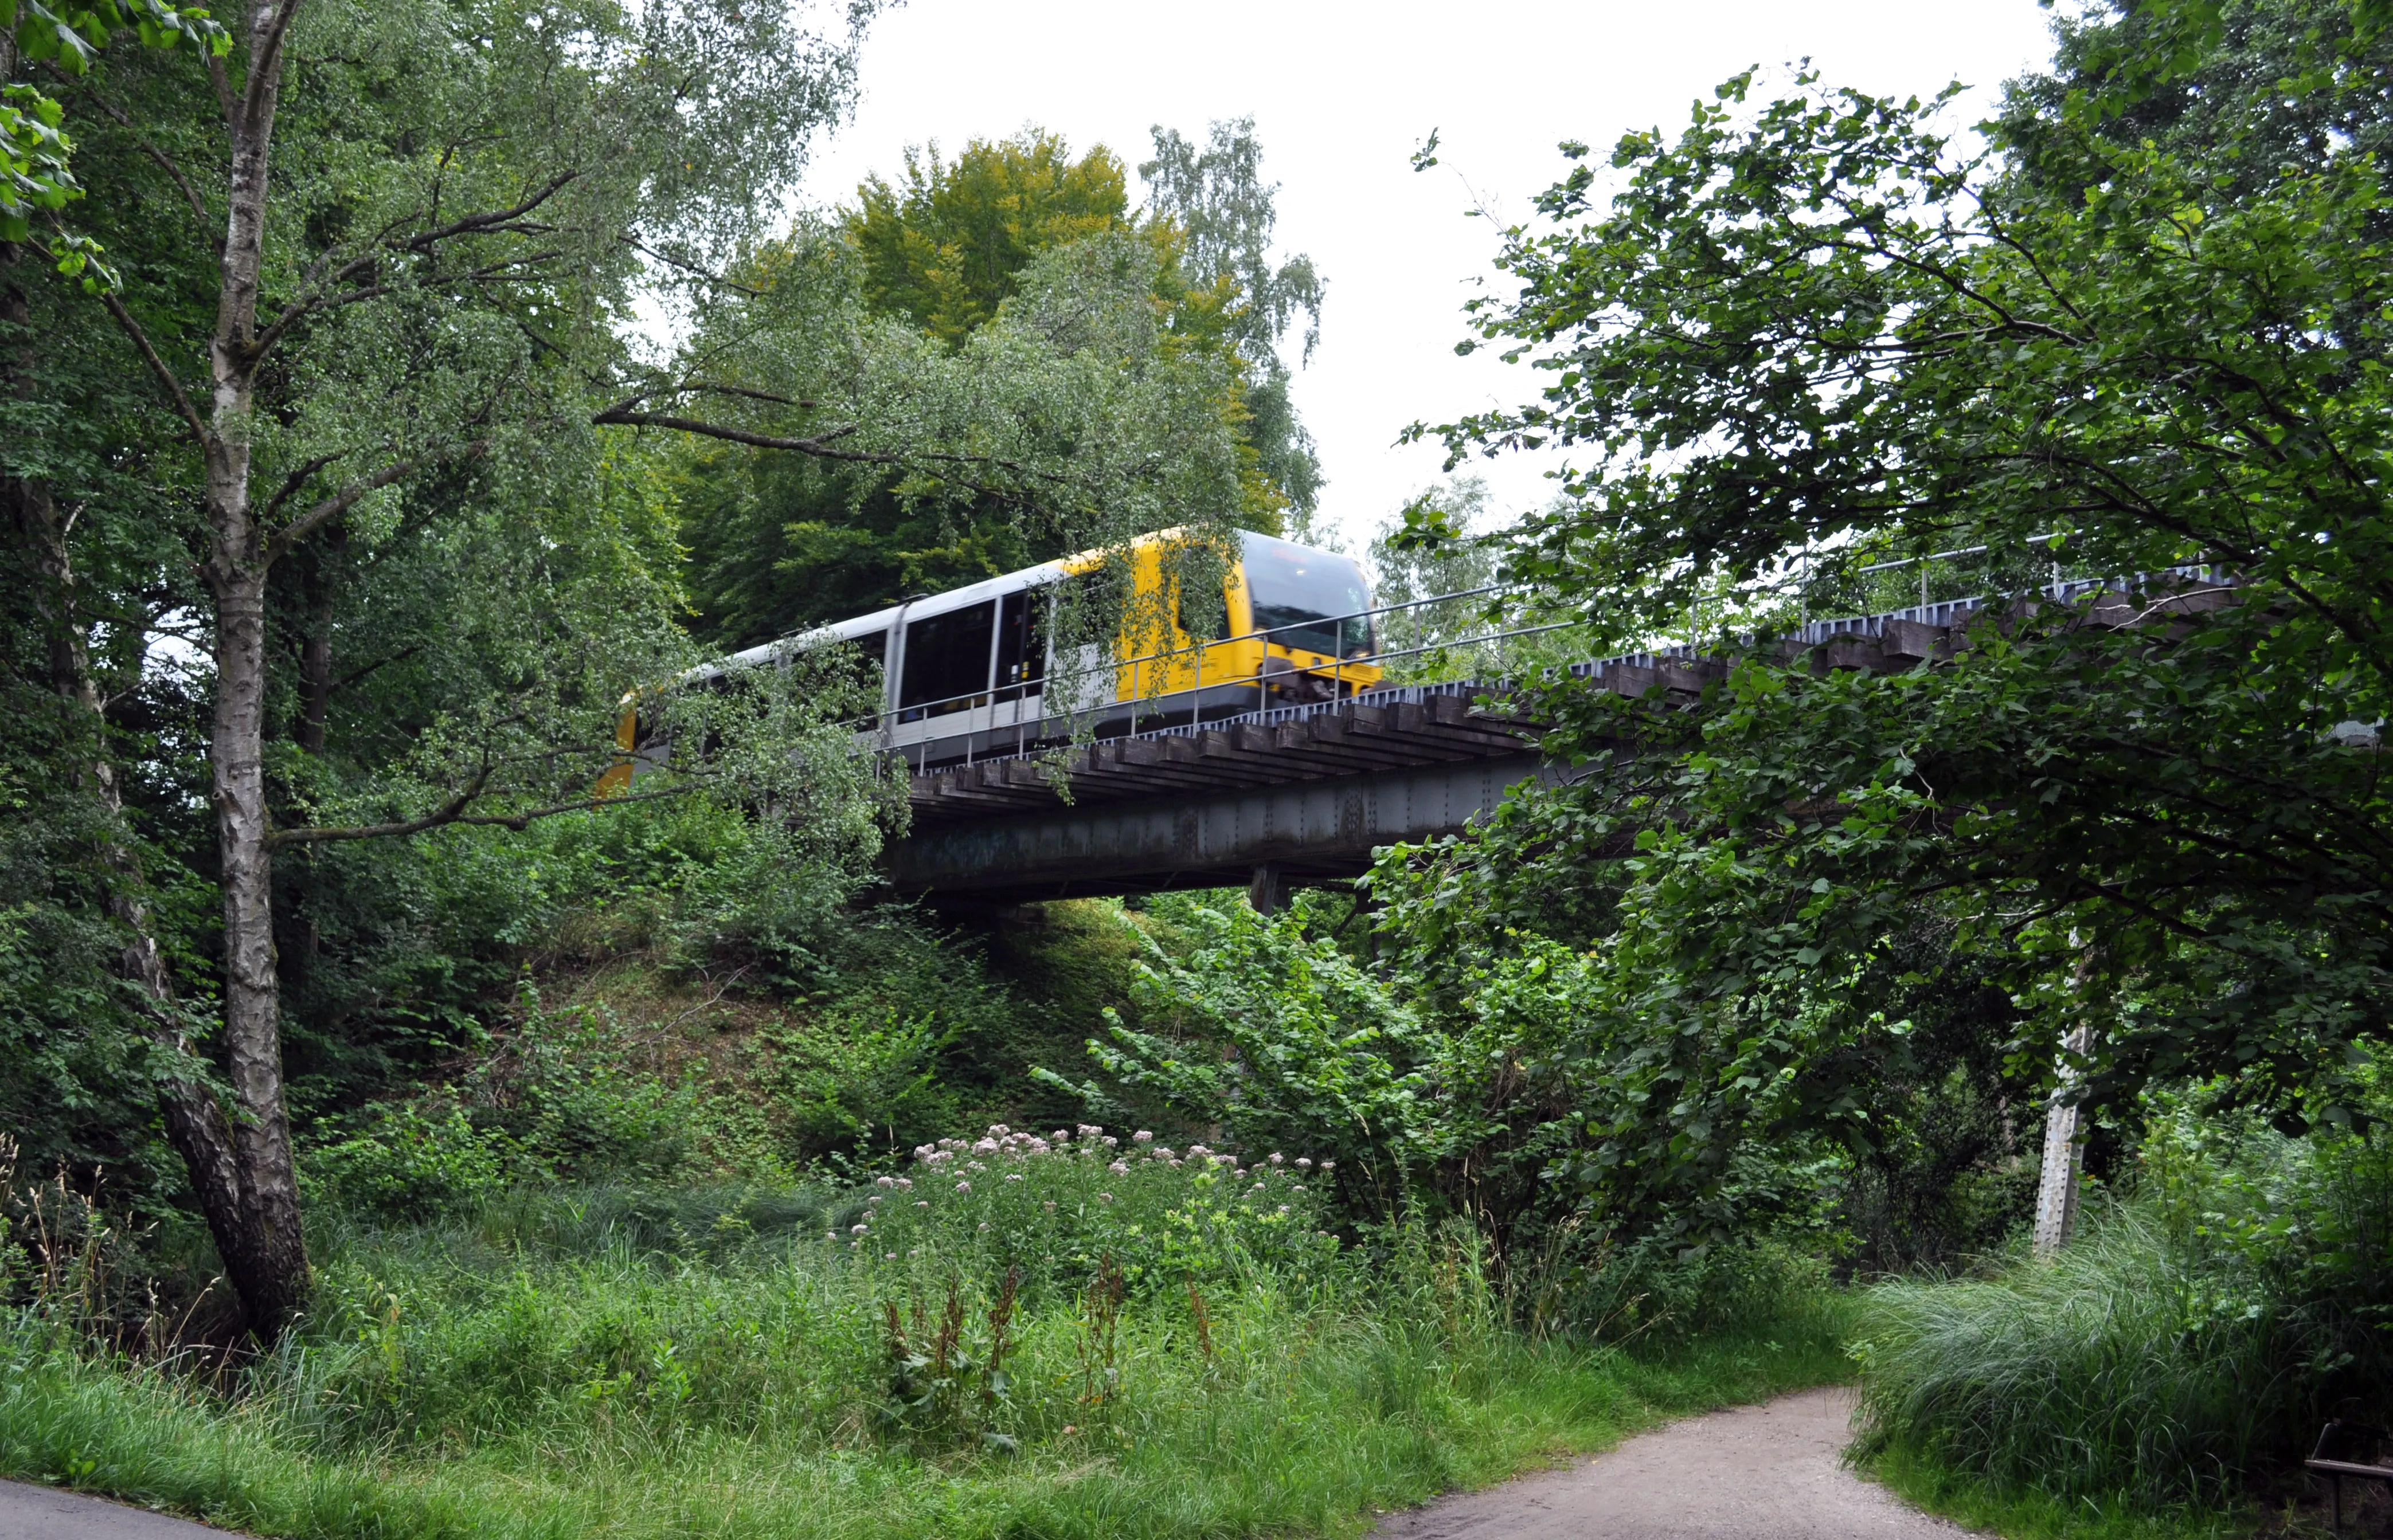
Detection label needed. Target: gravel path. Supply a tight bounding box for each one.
[0,1479,242,1538]
[1370,1387,1980,1540]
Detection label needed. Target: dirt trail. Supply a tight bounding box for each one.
[1370,1387,1979,1540]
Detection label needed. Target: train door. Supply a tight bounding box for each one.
[990,589,1045,751]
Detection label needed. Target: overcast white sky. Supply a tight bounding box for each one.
[798,1,2064,552]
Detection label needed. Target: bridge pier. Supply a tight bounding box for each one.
[1248,864,1286,915]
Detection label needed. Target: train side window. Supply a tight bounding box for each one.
[1175,577,1231,642]
[844,629,887,676]
[996,591,1045,700]
[899,601,996,716]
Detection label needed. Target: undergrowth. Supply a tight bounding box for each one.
[0,1126,1853,1540]
[1852,1079,2393,1530]
[1862,1443,2259,1540]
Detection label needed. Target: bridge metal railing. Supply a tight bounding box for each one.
[858,583,1577,773]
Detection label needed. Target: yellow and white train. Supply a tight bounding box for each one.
[600,528,1382,789]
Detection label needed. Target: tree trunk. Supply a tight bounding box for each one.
[175,0,314,1335]
[295,526,343,755]
[2031,946,2101,1259]
[5,226,274,1333]
[202,560,310,1329]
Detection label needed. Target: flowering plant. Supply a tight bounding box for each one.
[831,1123,1340,1298]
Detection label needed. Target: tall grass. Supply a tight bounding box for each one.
[1852,1209,2303,1508]
[0,1126,1852,1540]
[1853,1088,2393,1512]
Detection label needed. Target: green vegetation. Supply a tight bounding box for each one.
[19,0,2393,1535]
[1862,1449,2257,1540]
[1852,1083,2393,1519]
[0,1131,1848,1540]
[680,120,1323,648]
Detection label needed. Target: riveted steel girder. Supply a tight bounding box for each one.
[884,753,1559,901]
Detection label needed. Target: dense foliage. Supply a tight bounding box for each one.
[1381,0,2393,1235]
[4,0,1328,1330]
[17,0,2393,1530]
[1858,1076,2393,1510]
[0,1141,1845,1540]
[678,121,1325,649]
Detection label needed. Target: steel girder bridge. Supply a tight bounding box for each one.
[882,571,2232,910]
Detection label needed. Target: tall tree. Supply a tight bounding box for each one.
[680,123,1322,649]
[848,129,1131,347]
[19,0,890,1336]
[1399,0,2393,1224]
[1143,117,1325,524]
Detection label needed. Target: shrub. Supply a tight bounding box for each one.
[303,1102,509,1221]
[1543,1233,1840,1347]
[846,1123,1344,1302]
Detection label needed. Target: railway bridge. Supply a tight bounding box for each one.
[882,574,2222,908]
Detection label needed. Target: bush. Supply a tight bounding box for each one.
[0,1230,1847,1540]
[302,986,711,1218]
[858,1123,1342,1300]
[303,1102,509,1221]
[1542,1233,1840,1347]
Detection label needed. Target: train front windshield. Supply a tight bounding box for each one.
[1241,532,1376,657]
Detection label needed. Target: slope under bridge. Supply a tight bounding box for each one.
[881,573,2231,908]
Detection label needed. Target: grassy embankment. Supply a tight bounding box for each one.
[0,1133,1850,1540]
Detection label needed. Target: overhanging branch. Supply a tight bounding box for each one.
[96,291,208,446]
[264,440,491,566]
[268,781,697,848]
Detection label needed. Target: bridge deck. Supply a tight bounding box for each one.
[905,684,1542,828]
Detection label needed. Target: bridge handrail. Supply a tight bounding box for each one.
[900,561,2229,775]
